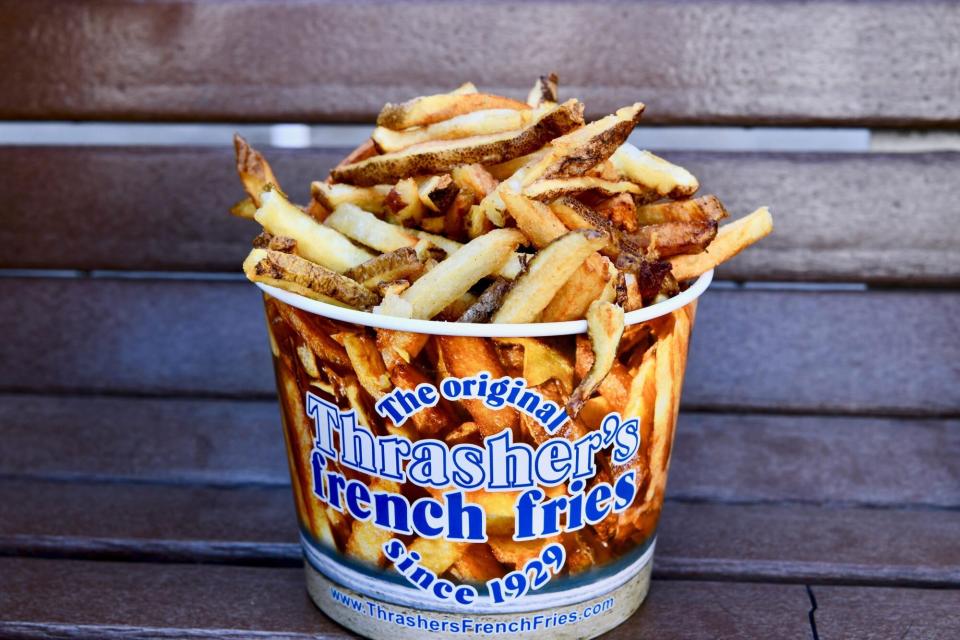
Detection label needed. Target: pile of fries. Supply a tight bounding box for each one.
[231,77,772,580]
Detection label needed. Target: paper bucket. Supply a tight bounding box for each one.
[255,269,712,639]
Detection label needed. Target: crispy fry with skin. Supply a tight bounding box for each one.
[243,249,380,309]
[631,220,718,259]
[418,174,458,213]
[567,301,625,417]
[477,149,548,226]
[594,193,641,232]
[252,231,297,253]
[451,164,498,198]
[384,177,425,226]
[522,176,647,201]
[334,101,584,186]
[635,194,729,225]
[373,109,530,153]
[329,138,378,180]
[523,103,644,184]
[255,189,374,272]
[437,336,519,437]
[311,181,392,214]
[324,203,418,253]
[501,189,569,247]
[377,92,531,130]
[230,196,257,219]
[344,247,424,289]
[669,207,773,281]
[458,277,512,323]
[486,151,542,180]
[616,271,644,311]
[493,230,609,323]
[496,338,574,393]
[400,228,525,319]
[611,143,699,199]
[575,335,633,411]
[234,134,279,206]
[527,73,559,107]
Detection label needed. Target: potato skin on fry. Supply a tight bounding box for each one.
[332,100,584,186]
[377,92,531,130]
[243,248,381,309]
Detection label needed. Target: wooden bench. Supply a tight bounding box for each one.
[1,2,959,638]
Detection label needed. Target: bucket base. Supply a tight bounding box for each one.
[304,557,652,640]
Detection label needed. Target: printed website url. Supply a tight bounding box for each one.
[329,586,614,634]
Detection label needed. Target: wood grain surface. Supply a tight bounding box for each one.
[3,1,959,126]
[0,279,956,414]
[0,558,812,639]
[3,146,959,284]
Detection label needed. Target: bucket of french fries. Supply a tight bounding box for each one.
[231,76,772,640]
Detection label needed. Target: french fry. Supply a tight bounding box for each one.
[635,194,729,225]
[488,535,557,568]
[324,203,418,253]
[376,329,429,370]
[252,231,297,253]
[451,164,499,199]
[243,249,381,309]
[567,301,625,417]
[631,220,718,259]
[388,362,457,436]
[329,138,378,180]
[611,143,699,199]
[373,109,530,153]
[311,181,392,214]
[377,92,531,130]
[496,337,574,393]
[501,188,570,247]
[344,247,424,289]
[486,151,542,180]
[229,196,257,219]
[436,336,519,437]
[418,174,458,213]
[384,177,426,225]
[436,291,478,321]
[255,189,374,273]
[522,103,644,184]
[445,421,480,446]
[407,537,468,575]
[458,277,513,323]
[492,230,608,323]
[339,333,391,400]
[668,206,773,281]
[539,254,616,322]
[476,149,548,226]
[527,72,559,107]
[400,228,526,319]
[594,193,642,232]
[616,271,644,312]
[522,176,647,201]
[334,100,584,186]
[234,134,279,206]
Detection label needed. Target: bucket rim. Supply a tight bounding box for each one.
[256,269,712,337]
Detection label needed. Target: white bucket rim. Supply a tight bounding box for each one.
[256,269,712,338]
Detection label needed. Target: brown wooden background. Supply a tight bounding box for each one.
[0,1,958,638]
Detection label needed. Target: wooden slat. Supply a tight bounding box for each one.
[2,1,958,126]
[3,146,959,284]
[4,395,958,508]
[0,279,956,414]
[2,479,958,587]
[0,558,812,639]
[812,585,960,639]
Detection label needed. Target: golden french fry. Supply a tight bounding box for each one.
[418,174,458,213]
[594,193,643,232]
[451,163,499,198]
[399,228,526,319]
[234,134,279,207]
[334,100,584,186]
[493,230,608,323]
[324,203,418,253]
[243,248,380,309]
[375,329,429,370]
[635,194,729,225]
[522,176,647,201]
[611,143,699,199]
[345,479,402,566]
[407,537,469,575]
[377,92,531,130]
[254,189,374,273]
[450,544,504,582]
[496,337,574,393]
[567,301,625,417]
[273,302,351,368]
[311,181,392,214]
[527,73,559,107]
[339,333,391,400]
[374,109,530,153]
[523,103,644,184]
[669,207,773,281]
[540,254,616,322]
[229,196,257,219]
[344,247,424,289]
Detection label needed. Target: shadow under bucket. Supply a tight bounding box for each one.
[256,269,712,639]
